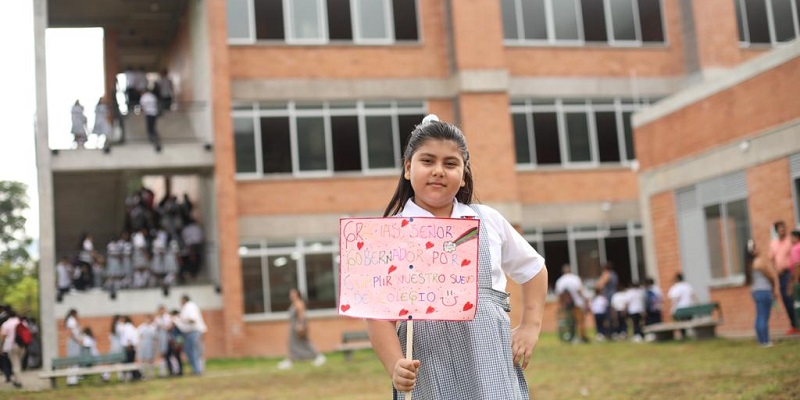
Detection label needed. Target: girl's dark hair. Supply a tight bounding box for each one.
[64,308,77,326]
[383,116,474,217]
[744,239,755,286]
[111,314,120,334]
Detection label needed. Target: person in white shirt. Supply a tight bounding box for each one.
[56,257,73,301]
[610,285,629,339]
[590,293,609,341]
[0,310,23,388]
[667,273,697,315]
[139,88,161,152]
[120,316,142,380]
[555,264,589,342]
[177,295,206,375]
[64,309,82,385]
[155,69,174,112]
[625,282,646,342]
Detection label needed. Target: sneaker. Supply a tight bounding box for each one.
[313,354,326,367]
[277,359,292,370]
[632,334,643,343]
[11,380,22,388]
[760,341,774,348]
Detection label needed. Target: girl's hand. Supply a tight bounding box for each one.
[511,324,539,370]
[392,358,420,393]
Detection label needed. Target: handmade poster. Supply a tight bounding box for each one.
[338,217,479,321]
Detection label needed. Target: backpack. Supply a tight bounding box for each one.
[645,289,660,315]
[15,321,32,347]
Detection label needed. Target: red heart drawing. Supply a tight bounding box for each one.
[426,306,435,314]
[463,302,474,311]
[461,259,471,267]
[399,309,409,316]
[401,219,409,227]
[340,304,351,312]
[425,241,434,249]
[388,265,397,274]
[357,242,364,250]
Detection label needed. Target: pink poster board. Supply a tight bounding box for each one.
[338,217,479,321]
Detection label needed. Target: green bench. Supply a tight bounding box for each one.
[644,302,723,342]
[39,352,140,388]
[336,331,372,361]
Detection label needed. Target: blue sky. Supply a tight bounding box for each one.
[0,1,106,241]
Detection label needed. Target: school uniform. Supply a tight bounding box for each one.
[394,199,545,400]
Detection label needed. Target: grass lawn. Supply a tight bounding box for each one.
[13,334,800,400]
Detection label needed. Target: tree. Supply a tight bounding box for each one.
[0,181,32,265]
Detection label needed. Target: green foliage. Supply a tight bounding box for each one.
[0,180,32,265]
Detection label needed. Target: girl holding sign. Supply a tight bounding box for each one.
[367,115,548,399]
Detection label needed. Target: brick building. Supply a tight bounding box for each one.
[32,0,800,367]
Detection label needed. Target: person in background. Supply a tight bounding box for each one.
[747,240,779,347]
[176,295,206,375]
[590,292,609,342]
[92,97,111,146]
[555,264,589,343]
[0,309,23,388]
[625,281,646,342]
[668,273,697,339]
[277,289,326,370]
[56,257,72,302]
[70,100,88,149]
[140,88,161,152]
[790,230,800,284]
[137,315,158,379]
[155,68,174,112]
[120,316,141,381]
[769,221,797,334]
[64,309,82,385]
[610,283,628,340]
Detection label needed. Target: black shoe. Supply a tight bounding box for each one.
[156,145,162,152]
[12,381,22,388]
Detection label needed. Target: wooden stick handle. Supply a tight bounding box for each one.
[406,320,414,400]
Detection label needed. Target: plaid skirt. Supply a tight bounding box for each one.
[394,288,529,400]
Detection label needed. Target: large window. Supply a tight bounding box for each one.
[735,0,800,46]
[232,101,426,178]
[511,98,652,168]
[703,200,751,279]
[240,238,338,315]
[524,222,645,291]
[502,0,665,46]
[227,0,419,44]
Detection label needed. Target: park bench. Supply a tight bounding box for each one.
[644,302,723,342]
[336,330,372,361]
[39,352,140,388]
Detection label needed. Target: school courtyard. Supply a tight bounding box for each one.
[6,334,800,399]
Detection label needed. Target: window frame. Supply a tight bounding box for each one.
[736,0,800,47]
[232,101,427,179]
[502,0,667,47]
[351,0,395,44]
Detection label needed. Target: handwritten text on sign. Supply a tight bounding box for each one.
[338,217,479,321]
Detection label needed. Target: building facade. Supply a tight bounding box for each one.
[33,0,800,366]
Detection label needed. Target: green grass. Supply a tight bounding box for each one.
[12,334,800,400]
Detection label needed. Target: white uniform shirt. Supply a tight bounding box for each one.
[668,281,695,313]
[626,287,646,314]
[554,273,586,308]
[177,301,207,333]
[397,199,545,291]
[120,322,139,347]
[56,261,72,289]
[0,317,20,352]
[590,295,609,314]
[140,92,159,116]
[611,290,628,312]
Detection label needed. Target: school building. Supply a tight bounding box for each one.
[32,0,800,368]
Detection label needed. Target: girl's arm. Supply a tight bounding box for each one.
[755,256,781,298]
[511,267,548,370]
[366,319,419,392]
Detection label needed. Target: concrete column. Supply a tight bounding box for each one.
[33,0,57,370]
[206,0,244,356]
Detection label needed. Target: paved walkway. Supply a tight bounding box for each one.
[0,369,50,392]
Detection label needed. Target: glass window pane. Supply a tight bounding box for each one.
[745,0,771,43]
[331,116,361,171]
[327,0,353,40]
[522,0,548,40]
[234,117,257,173]
[581,0,608,42]
[553,0,580,40]
[725,199,751,276]
[622,111,635,160]
[772,0,797,42]
[261,117,292,173]
[533,112,561,165]
[392,0,419,40]
[604,237,632,286]
[502,0,520,39]
[290,0,323,40]
[566,112,591,162]
[635,236,646,284]
[254,0,285,40]
[267,255,297,312]
[513,113,532,164]
[543,240,570,290]
[398,114,424,158]
[227,0,252,40]
[609,0,637,41]
[704,204,725,279]
[242,257,265,314]
[305,253,337,309]
[637,0,664,42]
[575,239,601,281]
[735,0,747,42]
[357,0,390,40]
[297,117,327,171]
[595,111,620,162]
[366,116,396,169]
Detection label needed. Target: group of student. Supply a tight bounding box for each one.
[123,67,174,151]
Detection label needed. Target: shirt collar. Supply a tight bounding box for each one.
[400,198,479,219]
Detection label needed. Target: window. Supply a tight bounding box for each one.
[735,0,800,46]
[703,200,750,279]
[525,222,644,290]
[502,0,665,46]
[232,101,425,177]
[240,238,339,315]
[227,0,419,44]
[511,98,652,168]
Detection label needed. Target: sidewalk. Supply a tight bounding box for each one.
[0,369,50,392]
